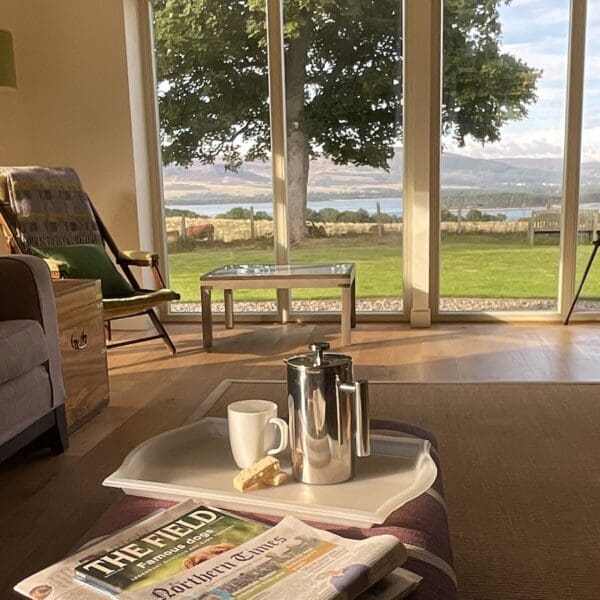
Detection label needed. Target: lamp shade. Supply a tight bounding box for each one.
[0,30,17,90]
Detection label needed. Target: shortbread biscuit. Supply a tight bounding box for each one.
[262,471,289,486]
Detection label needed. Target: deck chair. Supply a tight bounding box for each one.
[0,166,179,354]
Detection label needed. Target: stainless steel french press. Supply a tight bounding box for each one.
[285,342,370,484]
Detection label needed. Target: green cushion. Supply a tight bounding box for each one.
[35,244,135,298]
[103,288,181,319]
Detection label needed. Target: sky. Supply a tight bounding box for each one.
[156,1,600,166]
[445,0,600,162]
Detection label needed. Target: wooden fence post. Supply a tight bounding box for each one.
[528,216,534,246]
[457,207,462,235]
[376,202,383,237]
[181,216,187,239]
[250,207,255,239]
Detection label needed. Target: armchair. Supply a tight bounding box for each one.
[0,166,180,354]
[0,255,68,462]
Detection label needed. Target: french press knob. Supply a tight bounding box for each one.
[309,341,330,366]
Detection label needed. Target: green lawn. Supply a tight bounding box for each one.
[166,235,600,302]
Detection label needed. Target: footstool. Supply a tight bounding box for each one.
[85,420,457,599]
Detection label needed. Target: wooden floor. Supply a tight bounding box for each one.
[2,320,600,597]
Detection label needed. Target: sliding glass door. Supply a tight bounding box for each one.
[439,0,569,312]
[152,1,276,314]
[283,1,404,314]
[148,0,600,323]
[151,0,405,317]
[574,0,600,312]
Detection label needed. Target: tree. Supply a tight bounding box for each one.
[466,209,484,221]
[153,0,540,242]
[441,209,458,222]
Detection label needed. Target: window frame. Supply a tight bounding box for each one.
[141,0,598,325]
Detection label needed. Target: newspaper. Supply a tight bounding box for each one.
[358,569,421,600]
[15,502,421,600]
[118,516,409,600]
[14,503,197,600]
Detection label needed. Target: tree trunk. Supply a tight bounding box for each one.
[287,126,309,244]
[285,24,310,244]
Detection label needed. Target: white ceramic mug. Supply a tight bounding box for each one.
[227,399,289,469]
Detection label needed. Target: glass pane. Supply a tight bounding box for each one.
[152,1,276,314]
[440,0,569,312]
[284,1,404,314]
[574,0,600,312]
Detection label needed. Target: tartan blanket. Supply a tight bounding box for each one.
[1,166,102,251]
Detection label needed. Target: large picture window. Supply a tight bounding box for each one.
[152,0,405,316]
[440,0,569,313]
[284,1,404,314]
[574,0,600,312]
[147,0,599,324]
[153,1,276,315]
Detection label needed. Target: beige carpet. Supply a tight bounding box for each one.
[198,379,600,600]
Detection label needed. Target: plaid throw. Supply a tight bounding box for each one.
[1,166,102,251]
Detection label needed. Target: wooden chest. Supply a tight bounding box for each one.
[52,279,110,431]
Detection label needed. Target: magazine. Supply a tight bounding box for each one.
[14,501,250,600]
[74,506,267,595]
[15,500,421,600]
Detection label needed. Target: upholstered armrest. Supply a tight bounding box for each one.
[117,250,159,267]
[0,255,66,407]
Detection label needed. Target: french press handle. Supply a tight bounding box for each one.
[338,380,371,457]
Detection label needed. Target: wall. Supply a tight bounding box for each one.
[0,0,161,329]
[0,0,150,255]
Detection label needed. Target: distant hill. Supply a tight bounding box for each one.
[162,151,600,208]
[163,162,270,185]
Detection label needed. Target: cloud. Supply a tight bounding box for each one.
[581,122,600,160]
[445,136,564,160]
[511,0,547,6]
[584,55,600,77]
[438,0,600,160]
[586,9,600,29]
[501,3,569,23]
[499,3,569,36]
[502,42,568,82]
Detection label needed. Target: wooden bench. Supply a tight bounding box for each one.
[529,209,598,245]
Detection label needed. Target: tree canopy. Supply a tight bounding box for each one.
[153,0,540,240]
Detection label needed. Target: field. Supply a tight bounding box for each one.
[166,234,600,304]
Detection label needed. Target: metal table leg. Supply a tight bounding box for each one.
[351,277,356,328]
[341,284,352,346]
[224,289,234,329]
[201,285,213,348]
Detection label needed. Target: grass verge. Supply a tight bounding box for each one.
[166,234,600,303]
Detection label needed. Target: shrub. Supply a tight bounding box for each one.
[165,207,209,218]
[215,207,273,220]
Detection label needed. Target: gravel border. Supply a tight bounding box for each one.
[170,297,600,313]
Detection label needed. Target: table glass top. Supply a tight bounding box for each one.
[202,263,354,279]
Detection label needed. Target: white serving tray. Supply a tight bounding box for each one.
[103,418,437,528]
